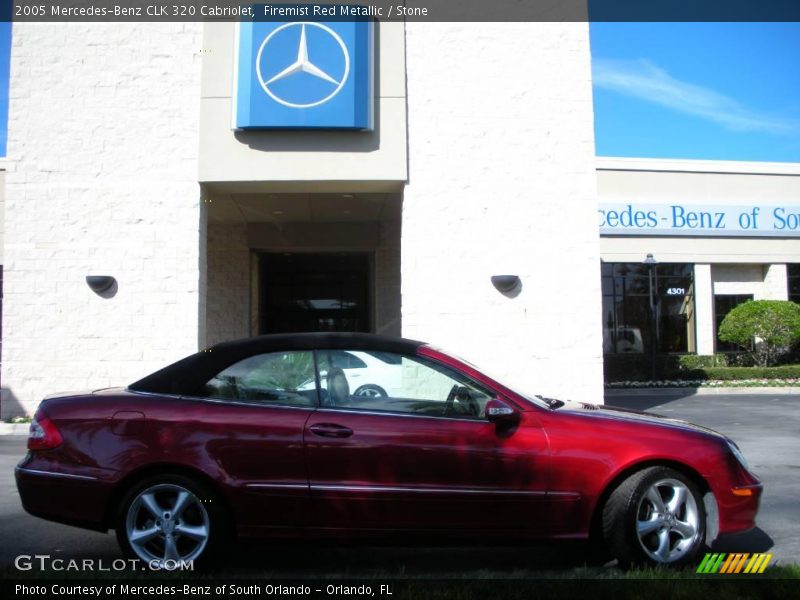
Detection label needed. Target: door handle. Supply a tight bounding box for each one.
[309,423,354,438]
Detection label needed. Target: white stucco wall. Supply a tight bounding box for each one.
[402,23,604,403]
[761,264,789,301]
[0,167,6,265]
[2,24,204,417]
[693,264,715,355]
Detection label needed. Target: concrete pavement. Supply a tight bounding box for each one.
[606,390,800,567]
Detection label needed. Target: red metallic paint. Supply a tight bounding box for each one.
[15,344,761,549]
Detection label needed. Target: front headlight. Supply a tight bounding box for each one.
[727,440,750,472]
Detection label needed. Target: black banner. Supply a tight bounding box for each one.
[3,577,799,600]
[6,0,800,23]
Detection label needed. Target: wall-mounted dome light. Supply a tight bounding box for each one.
[491,275,522,297]
[86,275,117,296]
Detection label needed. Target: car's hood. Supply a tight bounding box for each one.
[555,398,727,440]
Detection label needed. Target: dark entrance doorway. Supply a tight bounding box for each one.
[259,253,371,334]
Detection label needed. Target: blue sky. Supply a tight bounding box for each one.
[0,21,9,157]
[590,22,800,162]
[0,23,798,162]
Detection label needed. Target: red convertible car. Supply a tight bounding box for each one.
[15,333,761,568]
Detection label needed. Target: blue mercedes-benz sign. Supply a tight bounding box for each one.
[235,15,374,130]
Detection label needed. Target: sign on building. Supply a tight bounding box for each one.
[234,16,374,130]
[599,203,800,237]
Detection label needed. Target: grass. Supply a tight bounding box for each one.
[3,562,797,579]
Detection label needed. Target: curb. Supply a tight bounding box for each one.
[605,387,800,397]
[0,423,29,436]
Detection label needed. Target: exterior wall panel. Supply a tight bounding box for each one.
[1,24,204,417]
[402,23,604,403]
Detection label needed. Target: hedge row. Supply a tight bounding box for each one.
[677,354,732,369]
[673,365,800,381]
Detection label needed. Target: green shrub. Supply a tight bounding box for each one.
[718,300,800,367]
[671,364,800,381]
[725,352,756,367]
[677,354,728,370]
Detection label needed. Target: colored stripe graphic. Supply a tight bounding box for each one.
[697,553,773,574]
[696,553,714,573]
[697,553,725,573]
[744,554,761,573]
[733,553,749,573]
[719,553,737,573]
[755,554,772,573]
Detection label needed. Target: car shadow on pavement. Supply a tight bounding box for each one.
[711,527,774,554]
[604,390,700,412]
[211,540,600,577]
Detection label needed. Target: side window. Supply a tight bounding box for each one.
[330,351,368,370]
[316,350,493,420]
[197,351,317,408]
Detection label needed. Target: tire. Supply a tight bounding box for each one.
[115,473,228,569]
[353,384,387,398]
[602,466,706,569]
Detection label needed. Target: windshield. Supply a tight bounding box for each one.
[422,345,552,410]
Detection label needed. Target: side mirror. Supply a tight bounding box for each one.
[485,398,518,424]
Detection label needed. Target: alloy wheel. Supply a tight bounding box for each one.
[125,483,210,566]
[635,478,701,563]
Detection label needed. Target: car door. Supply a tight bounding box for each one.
[304,349,550,534]
[181,350,318,532]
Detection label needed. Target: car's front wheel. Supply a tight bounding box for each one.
[354,384,388,397]
[116,474,227,568]
[602,466,706,568]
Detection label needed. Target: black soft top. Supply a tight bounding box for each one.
[128,332,425,396]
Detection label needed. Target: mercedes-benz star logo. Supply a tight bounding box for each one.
[256,22,350,109]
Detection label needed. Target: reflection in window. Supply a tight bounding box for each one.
[197,351,317,407]
[714,295,753,353]
[316,350,492,420]
[789,264,800,304]
[601,263,696,355]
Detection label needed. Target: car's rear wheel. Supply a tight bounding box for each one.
[602,466,706,569]
[116,474,227,568]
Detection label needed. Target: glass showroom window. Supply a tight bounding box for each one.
[788,264,800,304]
[601,263,696,355]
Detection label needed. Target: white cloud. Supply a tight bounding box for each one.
[592,58,799,136]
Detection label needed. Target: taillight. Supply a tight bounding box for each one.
[28,410,63,451]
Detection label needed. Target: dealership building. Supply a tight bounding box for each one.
[0,20,798,417]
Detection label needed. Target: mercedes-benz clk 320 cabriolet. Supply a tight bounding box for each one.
[16,333,761,568]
